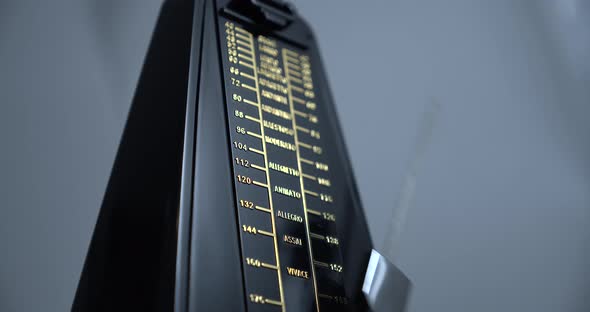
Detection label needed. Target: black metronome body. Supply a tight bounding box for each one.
[73,1,374,311]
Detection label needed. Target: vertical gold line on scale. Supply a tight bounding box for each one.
[282,48,321,312]
[247,32,286,311]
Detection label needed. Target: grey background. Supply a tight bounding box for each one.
[1,0,589,311]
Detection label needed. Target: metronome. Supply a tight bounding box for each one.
[73,1,409,311]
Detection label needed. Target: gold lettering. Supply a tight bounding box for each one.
[273,185,301,199]
[260,54,279,66]
[258,35,277,47]
[260,61,283,75]
[315,162,329,171]
[320,193,334,203]
[259,78,288,94]
[265,135,296,151]
[269,161,299,177]
[283,234,303,246]
[259,44,278,57]
[286,267,309,279]
[317,177,331,187]
[277,210,303,223]
[263,120,294,136]
[261,89,288,105]
[261,104,291,120]
[258,68,287,84]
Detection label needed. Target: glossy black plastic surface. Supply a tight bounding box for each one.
[186,0,247,311]
[72,0,195,311]
[74,1,372,311]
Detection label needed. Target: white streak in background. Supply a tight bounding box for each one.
[538,0,590,82]
[381,100,441,262]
